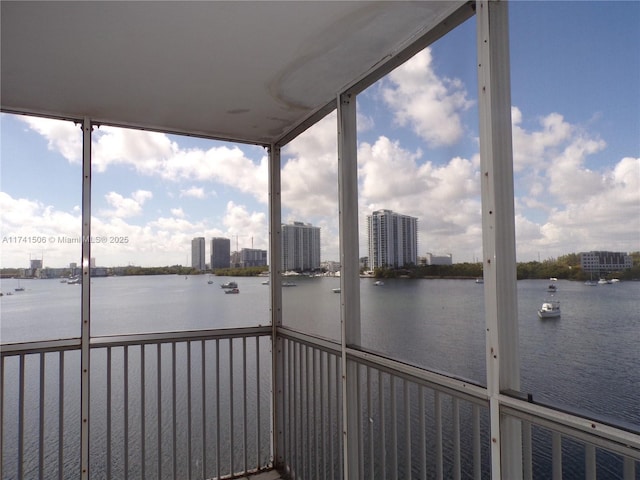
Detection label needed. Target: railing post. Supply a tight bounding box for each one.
[80,116,92,480]
[477,1,522,479]
[269,144,285,470]
[338,92,361,480]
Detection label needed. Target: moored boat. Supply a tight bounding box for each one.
[221,281,238,289]
[224,288,239,294]
[537,300,560,319]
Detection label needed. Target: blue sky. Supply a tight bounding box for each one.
[1,1,639,268]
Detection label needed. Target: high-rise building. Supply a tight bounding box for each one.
[367,209,418,269]
[210,237,231,269]
[282,221,321,272]
[239,248,267,267]
[191,237,206,270]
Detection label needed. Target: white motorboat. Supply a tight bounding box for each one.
[537,300,561,319]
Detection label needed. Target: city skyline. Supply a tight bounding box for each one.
[1,3,639,269]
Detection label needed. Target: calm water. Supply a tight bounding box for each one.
[1,275,639,424]
[1,275,639,478]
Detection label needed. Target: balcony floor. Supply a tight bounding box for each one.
[244,470,284,480]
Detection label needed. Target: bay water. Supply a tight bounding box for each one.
[1,275,638,478]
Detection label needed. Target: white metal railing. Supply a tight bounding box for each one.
[2,326,639,479]
[1,327,272,480]
[278,329,344,480]
[500,393,640,480]
[277,327,639,480]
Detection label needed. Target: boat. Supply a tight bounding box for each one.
[282,282,297,287]
[224,288,239,294]
[332,287,341,293]
[261,280,269,285]
[549,277,558,282]
[475,278,484,284]
[220,281,238,289]
[14,279,25,291]
[537,300,560,319]
[584,280,598,286]
[547,284,557,292]
[598,278,611,285]
[374,280,384,286]
[207,280,214,284]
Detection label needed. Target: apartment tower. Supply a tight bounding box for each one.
[367,209,418,269]
[210,237,231,269]
[191,237,206,270]
[281,221,321,272]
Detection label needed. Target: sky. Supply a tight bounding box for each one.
[1,1,639,269]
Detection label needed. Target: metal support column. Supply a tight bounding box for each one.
[269,144,285,469]
[337,92,361,479]
[477,2,522,479]
[80,117,92,479]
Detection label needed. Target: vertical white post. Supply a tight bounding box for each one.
[338,92,361,479]
[477,1,522,479]
[269,144,285,469]
[80,117,92,479]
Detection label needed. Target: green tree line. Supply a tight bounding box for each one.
[370,251,640,281]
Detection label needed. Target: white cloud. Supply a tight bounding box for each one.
[508,108,639,259]
[21,121,269,204]
[222,201,268,251]
[282,114,339,218]
[170,208,185,218]
[179,186,206,199]
[381,48,474,147]
[511,109,573,172]
[101,190,152,218]
[0,192,82,267]
[21,116,82,164]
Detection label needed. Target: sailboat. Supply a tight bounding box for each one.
[15,279,25,291]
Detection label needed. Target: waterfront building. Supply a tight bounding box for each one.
[282,221,321,272]
[191,237,205,271]
[210,237,231,269]
[367,209,418,269]
[580,251,633,274]
[424,253,453,266]
[321,260,341,274]
[239,248,267,267]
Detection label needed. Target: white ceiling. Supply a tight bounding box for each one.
[1,1,472,146]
